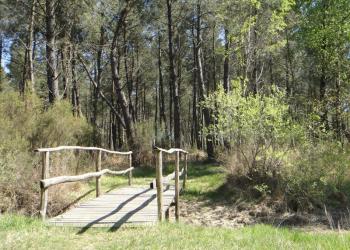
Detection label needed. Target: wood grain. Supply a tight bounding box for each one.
[35,146,132,155]
[41,167,134,189]
[48,186,175,228]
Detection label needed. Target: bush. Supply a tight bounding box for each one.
[203,81,350,211]
[0,91,92,214]
[203,81,300,179]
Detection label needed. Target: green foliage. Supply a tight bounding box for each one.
[203,81,350,210]
[203,81,301,177]
[32,101,92,147]
[0,91,92,214]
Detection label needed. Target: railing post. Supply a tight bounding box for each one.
[96,150,102,197]
[128,154,132,186]
[156,150,164,221]
[175,151,180,221]
[183,153,188,190]
[40,151,50,220]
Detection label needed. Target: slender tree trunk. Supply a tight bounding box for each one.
[123,24,135,122]
[223,28,230,93]
[155,79,158,138]
[191,25,201,149]
[22,0,36,94]
[285,29,294,96]
[335,70,341,140]
[212,24,216,91]
[196,3,214,158]
[158,30,167,129]
[135,45,140,121]
[46,0,59,103]
[92,26,105,145]
[166,0,181,148]
[71,49,81,117]
[110,3,135,150]
[61,42,70,99]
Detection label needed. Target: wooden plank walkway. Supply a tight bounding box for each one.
[48,186,175,229]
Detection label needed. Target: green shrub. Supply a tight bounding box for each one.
[203,81,301,179]
[0,91,92,214]
[203,81,350,211]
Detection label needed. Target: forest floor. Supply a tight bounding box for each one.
[1,161,350,249]
[171,162,342,231]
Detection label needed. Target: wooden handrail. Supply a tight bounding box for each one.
[153,146,188,154]
[41,167,134,189]
[35,146,132,155]
[37,146,133,220]
[154,147,188,222]
[150,167,185,189]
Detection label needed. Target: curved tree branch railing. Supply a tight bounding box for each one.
[152,146,188,222]
[35,146,133,220]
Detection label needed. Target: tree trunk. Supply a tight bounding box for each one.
[223,28,230,93]
[155,78,158,138]
[61,42,70,99]
[110,3,135,150]
[196,3,214,158]
[92,26,105,146]
[71,49,81,117]
[191,24,201,149]
[46,0,59,103]
[135,45,140,121]
[166,0,181,148]
[123,24,135,122]
[158,30,167,129]
[212,24,216,91]
[22,0,36,94]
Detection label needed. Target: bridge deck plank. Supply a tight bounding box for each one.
[48,186,175,228]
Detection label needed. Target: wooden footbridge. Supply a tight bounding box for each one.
[36,146,188,229]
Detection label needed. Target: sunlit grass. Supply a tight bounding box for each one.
[1,214,350,250]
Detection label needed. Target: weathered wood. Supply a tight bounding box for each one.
[128,154,132,186]
[183,154,188,190]
[96,150,102,197]
[175,151,180,221]
[35,146,132,155]
[41,167,134,189]
[153,146,188,155]
[149,168,185,189]
[48,186,175,227]
[156,151,164,221]
[40,152,50,220]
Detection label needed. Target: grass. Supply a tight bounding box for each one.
[1,214,350,250]
[86,160,226,198]
[2,161,350,249]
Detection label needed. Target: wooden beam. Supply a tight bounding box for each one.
[40,167,134,189]
[128,154,132,186]
[156,151,164,221]
[183,154,188,190]
[40,151,50,220]
[153,146,188,155]
[96,150,102,197]
[35,146,132,155]
[175,151,180,221]
[149,168,185,189]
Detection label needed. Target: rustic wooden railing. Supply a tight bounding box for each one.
[35,146,133,220]
[152,146,188,222]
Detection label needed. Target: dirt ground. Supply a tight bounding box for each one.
[169,199,350,231]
